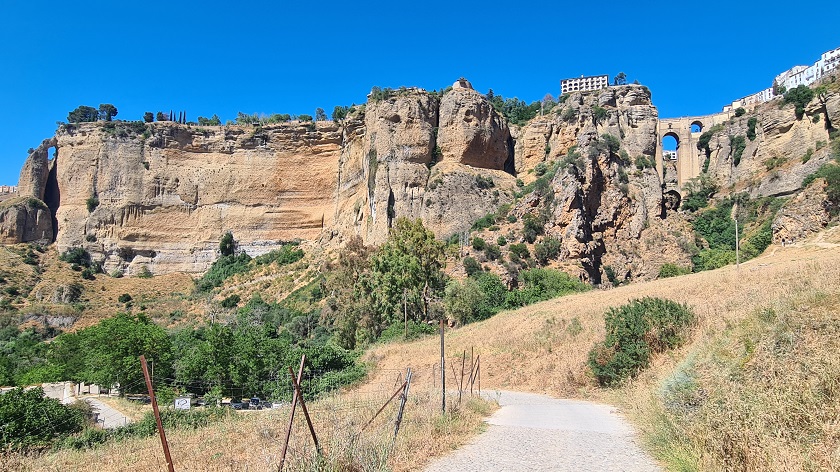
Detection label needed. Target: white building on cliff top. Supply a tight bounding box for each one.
[724,46,840,112]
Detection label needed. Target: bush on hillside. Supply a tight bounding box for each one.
[658,263,691,279]
[0,387,85,450]
[588,298,695,386]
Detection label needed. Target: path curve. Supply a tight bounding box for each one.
[425,391,661,471]
[83,397,132,429]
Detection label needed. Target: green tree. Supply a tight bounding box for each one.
[197,114,221,126]
[98,104,118,121]
[613,72,627,86]
[143,112,154,123]
[444,278,484,325]
[332,106,350,122]
[67,105,99,123]
[298,114,313,122]
[321,237,373,349]
[361,218,446,338]
[66,313,172,392]
[219,232,235,256]
[783,85,815,119]
[315,108,327,121]
[156,111,167,122]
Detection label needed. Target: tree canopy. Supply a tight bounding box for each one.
[67,105,99,123]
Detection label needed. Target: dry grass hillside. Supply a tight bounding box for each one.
[366,229,840,395]
[5,229,839,471]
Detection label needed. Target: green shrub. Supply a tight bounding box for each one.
[658,263,691,279]
[801,148,813,164]
[118,293,132,304]
[253,244,304,266]
[505,268,589,308]
[588,298,695,386]
[533,236,561,264]
[484,244,501,261]
[534,162,548,176]
[474,175,495,189]
[195,253,252,293]
[634,155,655,170]
[463,256,481,276]
[471,237,487,251]
[747,117,758,141]
[734,107,746,117]
[60,247,92,267]
[801,163,840,216]
[0,387,84,450]
[471,213,497,232]
[522,214,544,243]
[220,294,241,308]
[497,235,507,246]
[85,196,99,213]
[730,135,746,166]
[592,106,608,124]
[692,249,736,271]
[783,85,815,119]
[508,243,529,261]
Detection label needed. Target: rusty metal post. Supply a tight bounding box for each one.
[140,355,174,472]
[361,380,407,432]
[440,319,445,413]
[288,366,321,456]
[392,368,412,443]
[279,354,306,471]
[459,350,466,403]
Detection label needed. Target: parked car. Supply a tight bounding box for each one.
[249,397,262,410]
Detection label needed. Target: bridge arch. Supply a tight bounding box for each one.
[690,121,703,133]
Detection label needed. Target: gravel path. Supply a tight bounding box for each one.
[425,391,661,471]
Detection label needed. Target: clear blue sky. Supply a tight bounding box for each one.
[1,0,838,185]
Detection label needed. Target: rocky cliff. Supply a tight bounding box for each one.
[8,75,839,279]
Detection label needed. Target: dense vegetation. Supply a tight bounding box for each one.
[588,298,695,386]
[689,195,782,271]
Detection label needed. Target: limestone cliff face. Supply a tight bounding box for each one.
[0,197,53,244]
[700,86,840,197]
[502,85,690,283]
[332,88,515,246]
[11,87,517,272]
[45,121,341,274]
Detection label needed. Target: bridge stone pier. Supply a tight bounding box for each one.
[656,111,732,192]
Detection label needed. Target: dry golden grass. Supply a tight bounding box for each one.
[365,230,840,400]
[6,229,840,470]
[8,385,494,472]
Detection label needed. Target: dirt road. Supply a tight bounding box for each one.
[425,391,661,471]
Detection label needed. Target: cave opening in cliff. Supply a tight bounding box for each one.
[43,146,60,242]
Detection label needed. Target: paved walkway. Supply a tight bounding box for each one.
[84,397,132,429]
[425,391,661,471]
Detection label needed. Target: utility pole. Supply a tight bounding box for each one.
[404,288,408,339]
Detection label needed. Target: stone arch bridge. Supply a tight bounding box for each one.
[656,110,733,195]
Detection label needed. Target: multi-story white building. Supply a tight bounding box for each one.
[723,46,840,112]
[561,75,609,94]
[0,185,17,194]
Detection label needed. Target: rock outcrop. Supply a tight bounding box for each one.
[772,178,832,244]
[332,88,515,246]
[0,197,53,244]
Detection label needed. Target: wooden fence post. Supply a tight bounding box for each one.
[288,366,322,456]
[279,354,306,471]
[140,355,174,472]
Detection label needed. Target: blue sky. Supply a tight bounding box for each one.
[1,0,838,184]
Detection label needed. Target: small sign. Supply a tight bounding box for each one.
[174,397,191,410]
